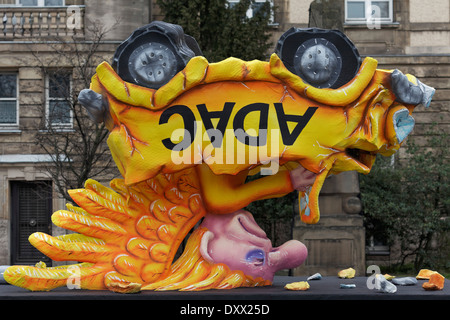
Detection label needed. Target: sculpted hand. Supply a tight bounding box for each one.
[289,165,317,191]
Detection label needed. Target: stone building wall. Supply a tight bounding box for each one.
[0,0,149,265]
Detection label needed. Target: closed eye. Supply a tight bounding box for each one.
[245,249,265,266]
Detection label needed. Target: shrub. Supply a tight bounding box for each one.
[360,127,449,272]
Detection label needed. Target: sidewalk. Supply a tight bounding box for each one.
[0,276,448,300]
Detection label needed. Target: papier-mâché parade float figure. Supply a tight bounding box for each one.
[4,22,434,292]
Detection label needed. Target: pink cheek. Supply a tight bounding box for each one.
[208,240,243,265]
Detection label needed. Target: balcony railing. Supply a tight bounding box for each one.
[0,6,85,39]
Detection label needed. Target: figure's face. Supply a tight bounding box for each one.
[199,210,307,281]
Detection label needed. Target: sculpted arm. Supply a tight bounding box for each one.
[195,163,316,215]
[195,164,295,214]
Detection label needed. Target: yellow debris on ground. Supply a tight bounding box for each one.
[422,272,445,291]
[338,267,355,279]
[383,274,395,280]
[284,281,310,291]
[416,269,437,280]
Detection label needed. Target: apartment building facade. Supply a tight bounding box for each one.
[0,0,150,266]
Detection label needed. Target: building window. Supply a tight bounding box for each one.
[345,0,393,24]
[0,73,18,126]
[17,0,65,6]
[46,72,72,128]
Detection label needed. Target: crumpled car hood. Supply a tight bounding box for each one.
[84,52,433,224]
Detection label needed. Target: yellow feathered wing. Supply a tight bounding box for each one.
[4,168,206,292]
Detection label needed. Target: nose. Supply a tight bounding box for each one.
[268,240,308,271]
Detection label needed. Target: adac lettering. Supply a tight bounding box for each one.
[159,102,318,150]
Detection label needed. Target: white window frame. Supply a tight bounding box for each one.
[16,0,65,6]
[345,0,393,25]
[227,0,275,24]
[0,73,19,127]
[45,72,73,129]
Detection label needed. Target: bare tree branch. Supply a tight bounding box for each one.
[23,21,121,202]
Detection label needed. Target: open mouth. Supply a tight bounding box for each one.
[345,148,376,171]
